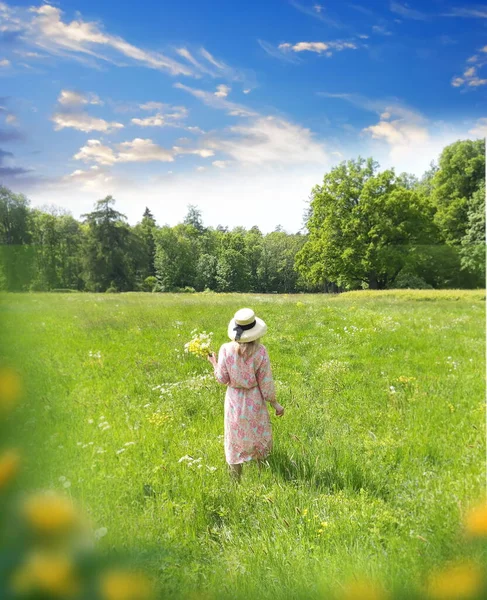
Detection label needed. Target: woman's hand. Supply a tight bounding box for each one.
[207,352,217,367]
[272,402,285,417]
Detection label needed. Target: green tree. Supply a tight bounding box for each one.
[296,159,437,290]
[0,185,32,290]
[154,224,199,290]
[432,139,485,245]
[81,196,134,292]
[460,181,486,283]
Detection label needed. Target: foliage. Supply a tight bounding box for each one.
[0,139,485,293]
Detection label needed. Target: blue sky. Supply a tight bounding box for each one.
[0,0,486,232]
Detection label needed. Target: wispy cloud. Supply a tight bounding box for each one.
[469,117,487,137]
[51,89,123,132]
[442,6,487,18]
[372,25,393,36]
[0,2,246,82]
[0,59,11,67]
[390,1,428,21]
[174,83,257,117]
[205,116,328,166]
[52,113,124,133]
[289,0,344,28]
[131,104,188,127]
[258,39,300,64]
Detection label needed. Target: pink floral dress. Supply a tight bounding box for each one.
[214,342,276,465]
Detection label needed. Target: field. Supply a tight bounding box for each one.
[1,290,485,599]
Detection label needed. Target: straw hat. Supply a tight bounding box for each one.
[227,308,267,343]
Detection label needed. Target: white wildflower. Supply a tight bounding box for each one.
[94,527,108,540]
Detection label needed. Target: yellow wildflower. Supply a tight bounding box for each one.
[100,569,155,600]
[427,562,483,599]
[465,503,487,538]
[338,579,389,600]
[0,449,20,490]
[23,492,79,536]
[11,551,79,598]
[0,367,22,414]
[184,331,213,359]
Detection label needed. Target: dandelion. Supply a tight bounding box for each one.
[0,367,22,415]
[389,386,396,394]
[88,419,94,424]
[11,551,79,598]
[184,331,214,359]
[99,569,154,600]
[0,449,21,490]
[23,492,79,536]
[464,503,487,538]
[338,579,389,600]
[427,562,483,599]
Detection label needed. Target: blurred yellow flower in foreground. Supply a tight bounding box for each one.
[427,563,483,599]
[23,492,79,536]
[0,367,22,414]
[338,580,389,600]
[11,551,78,598]
[464,503,487,538]
[0,449,20,490]
[100,569,155,600]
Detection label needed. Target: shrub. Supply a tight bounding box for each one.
[393,271,433,289]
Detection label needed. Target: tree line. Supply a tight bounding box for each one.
[0,138,484,293]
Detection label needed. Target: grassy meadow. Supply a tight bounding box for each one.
[1,290,486,599]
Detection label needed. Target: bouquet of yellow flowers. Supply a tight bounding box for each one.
[184,330,214,359]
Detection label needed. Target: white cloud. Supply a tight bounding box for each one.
[390,1,428,20]
[131,114,168,127]
[452,49,487,89]
[206,116,328,166]
[215,84,231,98]
[0,59,10,67]
[174,83,257,117]
[212,160,229,169]
[64,165,113,188]
[5,114,16,124]
[173,146,214,158]
[74,140,118,165]
[364,118,429,147]
[278,40,357,54]
[117,138,174,163]
[372,25,393,36]
[196,166,205,171]
[469,117,487,137]
[442,7,487,18]
[52,112,124,132]
[243,89,251,94]
[73,137,213,166]
[0,3,243,81]
[58,90,103,106]
[140,102,164,111]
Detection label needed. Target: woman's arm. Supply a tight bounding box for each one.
[256,347,284,416]
[208,347,230,385]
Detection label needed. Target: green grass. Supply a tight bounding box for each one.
[1,290,485,599]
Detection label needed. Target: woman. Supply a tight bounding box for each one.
[208,308,284,480]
